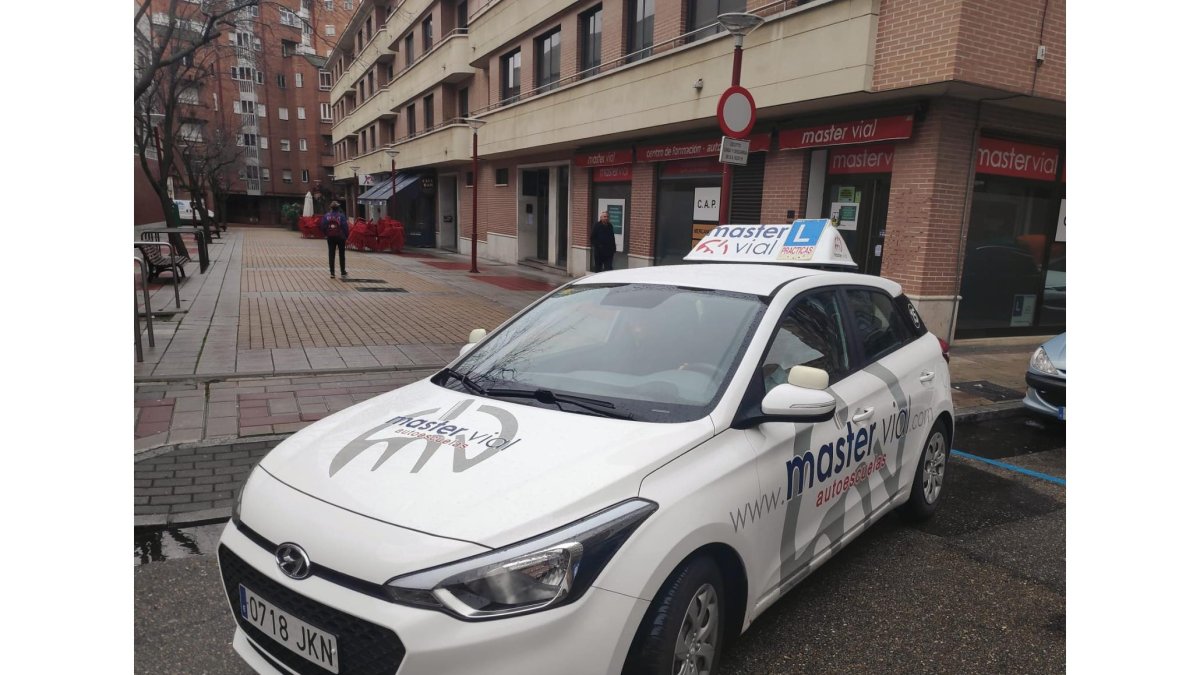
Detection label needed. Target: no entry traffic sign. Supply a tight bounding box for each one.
[717,86,757,139]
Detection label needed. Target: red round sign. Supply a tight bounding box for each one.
[717,86,757,139]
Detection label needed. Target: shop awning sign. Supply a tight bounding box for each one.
[779,114,914,150]
[975,137,1060,181]
[684,219,857,268]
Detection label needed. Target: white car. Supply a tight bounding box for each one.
[174,198,214,221]
[218,222,954,675]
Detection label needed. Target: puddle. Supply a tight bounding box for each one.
[134,522,228,566]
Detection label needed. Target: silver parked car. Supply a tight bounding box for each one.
[1024,332,1065,420]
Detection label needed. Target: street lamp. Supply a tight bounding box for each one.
[715,12,765,226]
[384,148,399,221]
[464,117,486,274]
[349,165,361,219]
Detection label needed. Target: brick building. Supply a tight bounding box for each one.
[139,0,357,225]
[328,0,1066,339]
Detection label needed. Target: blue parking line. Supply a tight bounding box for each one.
[950,449,1065,486]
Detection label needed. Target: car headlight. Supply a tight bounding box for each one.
[231,469,252,524]
[385,499,657,620]
[1029,346,1059,376]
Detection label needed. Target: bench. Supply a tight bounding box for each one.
[137,233,188,282]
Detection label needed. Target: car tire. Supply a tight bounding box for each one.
[624,556,726,675]
[900,421,950,521]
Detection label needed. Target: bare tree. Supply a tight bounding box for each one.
[134,0,261,101]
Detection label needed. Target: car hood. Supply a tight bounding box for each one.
[1041,333,1066,373]
[259,379,715,547]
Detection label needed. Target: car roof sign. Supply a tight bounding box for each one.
[683,219,858,269]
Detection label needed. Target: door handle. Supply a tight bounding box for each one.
[851,407,874,423]
[919,371,935,383]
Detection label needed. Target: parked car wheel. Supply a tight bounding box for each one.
[901,421,950,521]
[625,556,726,675]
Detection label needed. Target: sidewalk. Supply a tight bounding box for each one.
[134,227,1051,526]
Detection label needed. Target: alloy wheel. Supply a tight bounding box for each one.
[923,432,947,503]
[673,582,719,675]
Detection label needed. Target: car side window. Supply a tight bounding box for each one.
[760,291,850,391]
[845,289,910,364]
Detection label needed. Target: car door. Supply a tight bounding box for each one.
[840,287,941,510]
[740,287,880,600]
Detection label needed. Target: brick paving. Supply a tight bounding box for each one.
[133,226,1051,526]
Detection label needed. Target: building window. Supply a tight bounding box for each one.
[423,94,435,128]
[282,40,296,57]
[281,139,291,151]
[241,133,257,146]
[457,0,468,29]
[260,136,269,149]
[255,70,264,84]
[325,24,335,36]
[422,16,434,53]
[277,73,286,88]
[627,0,655,62]
[319,70,333,90]
[458,87,469,118]
[278,107,289,120]
[295,72,304,88]
[299,138,309,151]
[344,0,352,9]
[280,9,299,27]
[404,33,414,65]
[536,28,561,91]
[688,0,745,41]
[495,168,509,186]
[406,103,416,136]
[324,0,333,10]
[580,6,602,78]
[298,106,307,119]
[302,169,310,183]
[501,49,521,101]
[238,100,255,114]
[466,171,473,187]
[282,169,293,184]
[319,103,332,121]
[257,103,267,117]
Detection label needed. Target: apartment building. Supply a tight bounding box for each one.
[142,0,357,224]
[328,0,1066,339]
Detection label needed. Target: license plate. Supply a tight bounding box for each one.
[1057,407,1065,421]
[239,585,339,673]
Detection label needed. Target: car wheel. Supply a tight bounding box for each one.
[624,556,725,675]
[901,421,949,521]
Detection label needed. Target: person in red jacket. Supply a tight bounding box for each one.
[322,201,350,278]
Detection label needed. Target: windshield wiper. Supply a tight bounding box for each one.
[485,387,632,420]
[441,368,487,395]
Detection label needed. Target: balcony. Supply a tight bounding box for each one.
[473,0,877,156]
[334,122,473,179]
[333,32,471,139]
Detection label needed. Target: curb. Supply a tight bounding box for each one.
[136,402,1034,530]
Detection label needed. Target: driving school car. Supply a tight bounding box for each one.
[217,220,955,675]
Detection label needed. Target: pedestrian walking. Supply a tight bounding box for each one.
[322,201,350,278]
[591,210,616,272]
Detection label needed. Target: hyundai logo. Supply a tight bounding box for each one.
[275,543,312,580]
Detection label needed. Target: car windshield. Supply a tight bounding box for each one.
[441,283,767,422]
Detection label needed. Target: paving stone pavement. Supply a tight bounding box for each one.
[134,227,1054,525]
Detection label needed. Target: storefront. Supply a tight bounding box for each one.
[956,136,1065,337]
[358,171,439,247]
[577,149,634,270]
[779,113,915,276]
[638,134,769,265]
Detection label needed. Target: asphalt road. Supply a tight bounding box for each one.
[134,414,1065,674]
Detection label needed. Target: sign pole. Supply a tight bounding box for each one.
[718,43,743,226]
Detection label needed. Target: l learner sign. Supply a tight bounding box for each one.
[685,220,857,268]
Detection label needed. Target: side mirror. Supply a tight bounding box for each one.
[459,328,487,357]
[760,366,835,422]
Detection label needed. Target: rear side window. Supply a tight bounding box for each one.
[760,291,851,390]
[845,289,910,364]
[894,294,927,338]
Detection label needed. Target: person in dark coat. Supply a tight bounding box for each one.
[322,201,350,278]
[590,211,617,272]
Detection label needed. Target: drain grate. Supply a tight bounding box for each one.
[355,287,408,293]
[341,278,387,283]
[951,380,1025,402]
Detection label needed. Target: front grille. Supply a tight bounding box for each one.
[1034,384,1066,407]
[218,545,405,675]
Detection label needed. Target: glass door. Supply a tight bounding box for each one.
[823,175,891,275]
